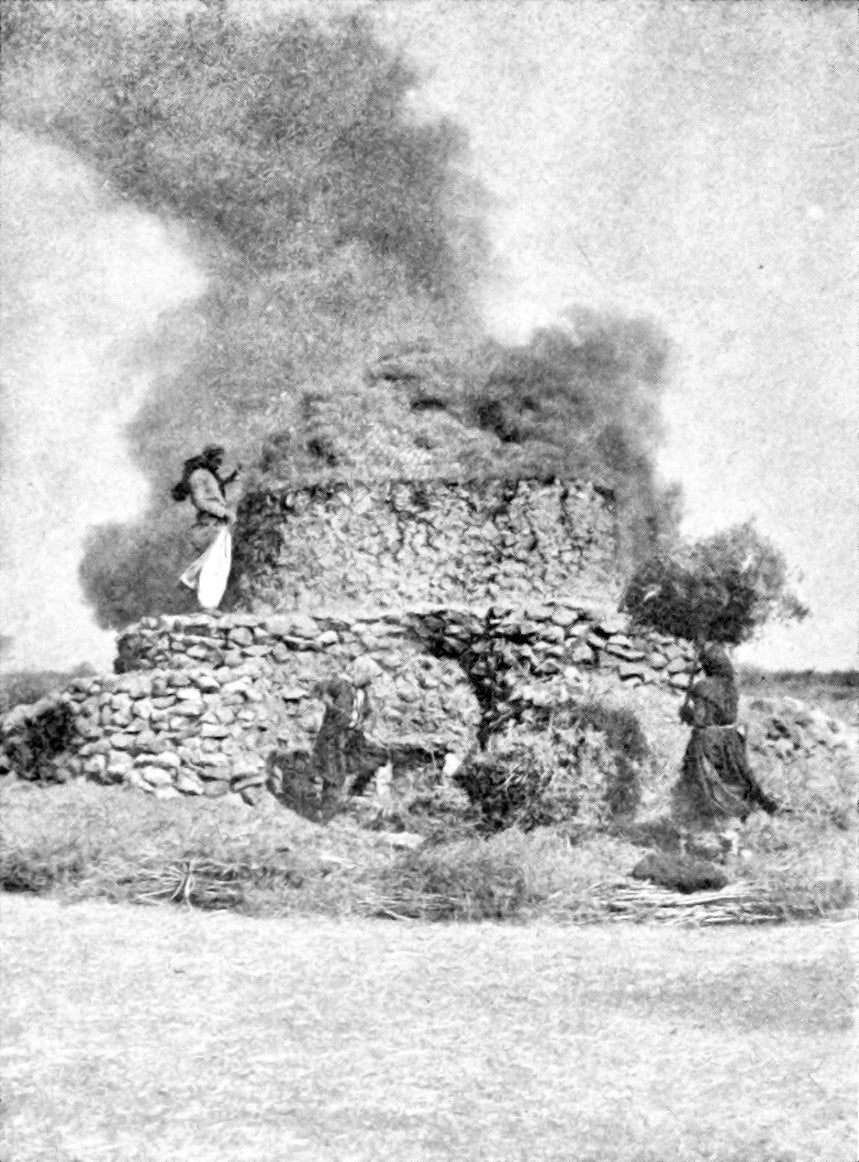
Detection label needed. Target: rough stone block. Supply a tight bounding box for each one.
[202,779,231,797]
[196,752,230,767]
[175,686,203,702]
[201,723,230,739]
[666,656,691,675]
[114,674,150,698]
[232,771,266,791]
[171,704,204,720]
[175,772,204,795]
[139,765,174,787]
[136,752,181,770]
[108,733,137,750]
[107,753,134,777]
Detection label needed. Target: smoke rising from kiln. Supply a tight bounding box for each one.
[3,2,682,648]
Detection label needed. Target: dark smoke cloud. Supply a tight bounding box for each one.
[455,308,683,562]
[4,0,681,633]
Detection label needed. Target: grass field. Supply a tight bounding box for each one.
[1,680,854,1159]
[738,669,857,725]
[0,896,853,1162]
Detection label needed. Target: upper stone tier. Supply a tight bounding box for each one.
[232,476,620,615]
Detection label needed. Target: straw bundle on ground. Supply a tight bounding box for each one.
[95,856,302,911]
[603,881,801,926]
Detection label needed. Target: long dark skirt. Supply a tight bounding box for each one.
[674,726,777,824]
[268,730,388,824]
[314,728,386,789]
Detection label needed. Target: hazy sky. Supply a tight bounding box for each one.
[0,126,205,670]
[0,1,855,671]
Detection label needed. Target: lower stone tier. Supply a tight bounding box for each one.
[1,603,697,797]
[116,603,695,689]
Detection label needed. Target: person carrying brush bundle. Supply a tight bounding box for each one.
[673,643,780,824]
[172,445,242,609]
[172,444,242,552]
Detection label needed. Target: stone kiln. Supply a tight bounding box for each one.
[0,476,697,799]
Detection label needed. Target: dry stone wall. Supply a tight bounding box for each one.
[233,477,619,614]
[0,604,698,799]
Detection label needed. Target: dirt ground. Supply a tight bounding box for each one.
[0,897,854,1162]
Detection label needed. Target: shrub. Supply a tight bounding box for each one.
[0,836,87,894]
[0,664,95,715]
[551,700,648,816]
[456,701,648,833]
[348,780,479,844]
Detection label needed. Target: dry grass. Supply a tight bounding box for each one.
[2,659,855,934]
[0,781,392,918]
[1,771,855,927]
[0,896,853,1162]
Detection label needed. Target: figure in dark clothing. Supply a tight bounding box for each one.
[172,445,241,552]
[673,644,779,824]
[311,658,388,817]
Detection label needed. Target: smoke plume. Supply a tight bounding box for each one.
[2,1,681,648]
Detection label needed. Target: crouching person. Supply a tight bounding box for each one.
[311,656,390,820]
